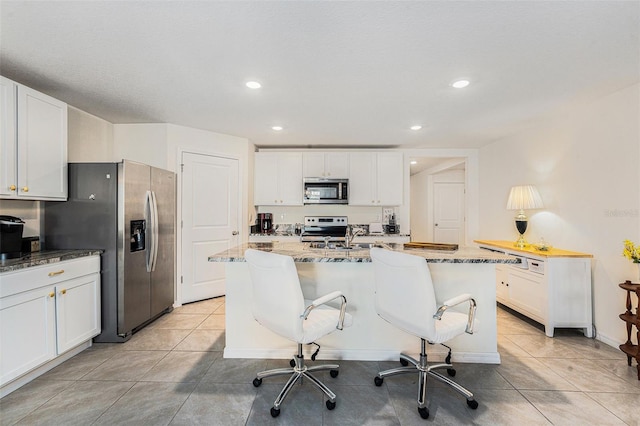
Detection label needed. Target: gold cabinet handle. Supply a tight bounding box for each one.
[48,270,65,277]
[60,289,67,295]
[49,292,55,298]
[9,184,16,191]
[22,186,29,192]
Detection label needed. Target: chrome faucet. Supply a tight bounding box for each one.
[345,226,365,248]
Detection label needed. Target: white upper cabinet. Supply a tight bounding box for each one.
[0,76,68,200]
[254,152,303,205]
[348,151,403,206]
[303,152,349,178]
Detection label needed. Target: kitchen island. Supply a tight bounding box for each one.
[209,242,518,364]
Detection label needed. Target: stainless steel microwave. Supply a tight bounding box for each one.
[303,178,348,204]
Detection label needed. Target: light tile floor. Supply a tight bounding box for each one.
[1,298,638,425]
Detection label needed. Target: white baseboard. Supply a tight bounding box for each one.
[595,332,622,350]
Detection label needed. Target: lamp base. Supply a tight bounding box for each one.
[514,234,528,248]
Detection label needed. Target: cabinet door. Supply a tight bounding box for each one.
[277,153,303,205]
[348,152,376,205]
[0,286,56,385]
[495,265,508,303]
[254,153,280,205]
[376,152,404,206]
[325,152,349,178]
[302,152,325,177]
[507,268,546,322]
[17,84,68,200]
[0,76,17,197]
[55,273,101,354]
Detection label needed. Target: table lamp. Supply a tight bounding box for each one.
[506,185,544,248]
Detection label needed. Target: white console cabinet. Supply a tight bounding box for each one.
[0,75,68,200]
[0,255,100,396]
[477,240,593,338]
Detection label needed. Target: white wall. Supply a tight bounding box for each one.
[67,106,113,162]
[479,83,640,346]
[112,124,168,168]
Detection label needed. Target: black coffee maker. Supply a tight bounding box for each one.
[0,215,25,260]
[257,213,273,234]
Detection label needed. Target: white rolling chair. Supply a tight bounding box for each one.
[244,249,353,418]
[369,247,478,420]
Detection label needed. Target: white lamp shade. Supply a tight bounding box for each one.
[506,185,544,210]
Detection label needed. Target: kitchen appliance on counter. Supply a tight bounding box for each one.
[385,214,399,234]
[0,215,25,260]
[257,213,273,233]
[303,178,348,204]
[301,216,348,242]
[44,160,176,343]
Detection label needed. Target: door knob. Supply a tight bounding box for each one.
[9,184,16,191]
[22,186,29,192]
[232,231,239,235]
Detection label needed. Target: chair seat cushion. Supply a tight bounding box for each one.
[430,311,477,344]
[300,303,353,344]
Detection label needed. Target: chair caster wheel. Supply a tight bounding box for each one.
[270,407,280,417]
[400,358,409,366]
[467,399,478,409]
[252,378,262,387]
[447,368,456,377]
[290,359,296,367]
[418,406,430,419]
[326,400,336,410]
[330,369,339,378]
[374,376,384,386]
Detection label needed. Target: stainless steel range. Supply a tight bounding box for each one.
[301,216,348,242]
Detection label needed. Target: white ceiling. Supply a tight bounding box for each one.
[1,1,638,149]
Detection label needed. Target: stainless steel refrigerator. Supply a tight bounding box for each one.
[44,160,175,342]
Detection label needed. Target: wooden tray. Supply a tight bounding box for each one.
[403,242,459,251]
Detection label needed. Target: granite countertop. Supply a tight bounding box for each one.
[209,242,519,264]
[0,250,103,273]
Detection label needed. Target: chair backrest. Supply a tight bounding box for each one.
[244,249,306,341]
[369,247,438,339]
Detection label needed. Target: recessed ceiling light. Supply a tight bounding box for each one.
[410,160,418,165]
[452,80,470,89]
[246,81,262,89]
[410,125,422,131]
[272,126,283,131]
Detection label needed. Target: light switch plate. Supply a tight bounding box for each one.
[382,208,394,224]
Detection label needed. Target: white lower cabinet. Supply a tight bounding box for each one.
[480,241,593,338]
[0,255,101,388]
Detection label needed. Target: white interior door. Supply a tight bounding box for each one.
[433,182,465,245]
[181,152,239,303]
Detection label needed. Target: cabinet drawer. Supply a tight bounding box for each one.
[0,256,100,297]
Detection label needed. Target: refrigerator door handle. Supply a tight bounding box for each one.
[145,190,153,272]
[150,190,159,272]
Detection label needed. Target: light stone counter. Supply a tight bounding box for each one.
[209,241,518,264]
[210,243,518,364]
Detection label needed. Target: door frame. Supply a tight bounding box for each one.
[175,148,245,306]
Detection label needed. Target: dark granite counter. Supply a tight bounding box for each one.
[209,241,518,264]
[0,250,103,273]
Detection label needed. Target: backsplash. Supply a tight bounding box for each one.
[0,200,41,237]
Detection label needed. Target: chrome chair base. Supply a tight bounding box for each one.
[374,339,478,420]
[252,343,340,417]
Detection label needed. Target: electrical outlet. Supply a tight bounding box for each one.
[382,208,394,224]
